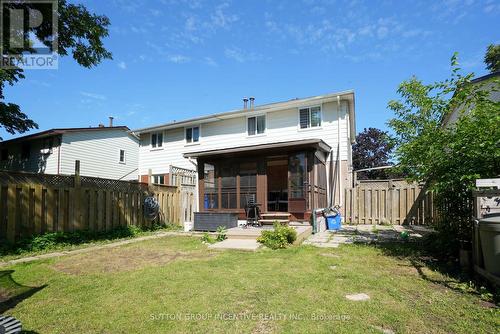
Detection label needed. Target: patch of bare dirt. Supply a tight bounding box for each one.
[251,319,275,334]
[51,246,215,275]
[0,288,11,302]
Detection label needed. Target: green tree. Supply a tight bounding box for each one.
[0,0,112,139]
[352,127,395,180]
[484,44,500,73]
[387,53,500,250]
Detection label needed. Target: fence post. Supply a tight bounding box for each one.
[7,185,17,243]
[388,180,394,224]
[148,169,152,186]
[73,160,82,230]
[74,160,81,188]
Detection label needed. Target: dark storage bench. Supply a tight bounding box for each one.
[193,212,238,231]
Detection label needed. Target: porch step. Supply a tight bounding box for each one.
[261,212,291,218]
[258,219,289,225]
[259,212,290,225]
[226,228,264,240]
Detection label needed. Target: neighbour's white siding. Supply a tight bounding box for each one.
[0,137,59,174]
[138,100,351,176]
[60,130,139,180]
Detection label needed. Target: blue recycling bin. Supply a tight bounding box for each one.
[327,214,342,230]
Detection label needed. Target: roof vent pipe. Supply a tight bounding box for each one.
[249,97,255,109]
[243,97,248,109]
[109,116,114,127]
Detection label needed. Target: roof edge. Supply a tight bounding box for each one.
[133,90,355,134]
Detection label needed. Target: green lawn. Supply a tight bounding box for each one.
[1,236,498,333]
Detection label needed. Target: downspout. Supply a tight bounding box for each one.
[337,96,342,207]
[57,135,61,174]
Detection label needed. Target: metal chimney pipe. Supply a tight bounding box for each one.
[249,97,255,109]
[109,116,114,127]
[243,97,248,109]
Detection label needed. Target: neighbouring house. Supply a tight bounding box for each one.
[0,125,139,180]
[134,91,356,221]
[443,71,499,127]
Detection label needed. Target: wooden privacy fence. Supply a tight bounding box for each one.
[344,179,436,225]
[0,168,190,243]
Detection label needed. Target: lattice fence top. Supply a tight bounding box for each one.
[0,170,74,188]
[170,165,196,186]
[80,175,147,192]
[0,170,178,194]
[357,179,419,189]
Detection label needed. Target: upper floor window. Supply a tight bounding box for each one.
[186,126,200,144]
[119,149,126,164]
[248,115,266,136]
[151,132,163,148]
[299,106,321,129]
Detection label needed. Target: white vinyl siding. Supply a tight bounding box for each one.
[138,100,351,175]
[0,136,60,174]
[59,129,139,180]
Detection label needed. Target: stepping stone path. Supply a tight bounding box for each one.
[345,293,370,301]
[304,224,434,248]
[372,325,395,334]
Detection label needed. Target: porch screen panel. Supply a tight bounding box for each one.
[239,162,257,208]
[289,153,306,198]
[204,163,218,209]
[220,165,237,209]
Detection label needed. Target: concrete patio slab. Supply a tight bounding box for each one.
[345,293,370,301]
[208,239,261,251]
[304,224,435,249]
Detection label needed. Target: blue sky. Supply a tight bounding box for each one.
[2,0,499,140]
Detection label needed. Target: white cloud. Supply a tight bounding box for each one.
[167,54,190,63]
[210,3,239,29]
[117,61,127,69]
[377,26,389,39]
[224,47,263,63]
[80,91,107,100]
[203,57,218,66]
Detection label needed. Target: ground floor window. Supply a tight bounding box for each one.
[152,174,165,185]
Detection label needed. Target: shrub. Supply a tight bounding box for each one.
[201,232,216,244]
[257,223,297,249]
[216,226,227,242]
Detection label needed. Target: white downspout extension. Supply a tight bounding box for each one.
[337,96,343,207]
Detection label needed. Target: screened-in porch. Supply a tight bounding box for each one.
[185,139,330,221]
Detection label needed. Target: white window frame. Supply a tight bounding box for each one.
[298,105,322,131]
[119,149,126,164]
[151,131,164,150]
[151,174,165,185]
[185,125,201,145]
[246,114,266,137]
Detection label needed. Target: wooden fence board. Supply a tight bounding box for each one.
[0,171,188,243]
[344,180,435,225]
